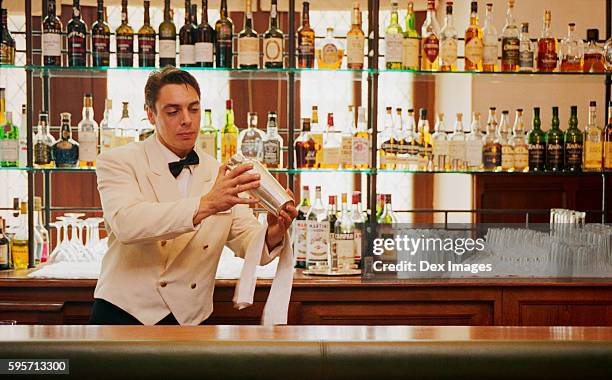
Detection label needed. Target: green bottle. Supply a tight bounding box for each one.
[0,112,19,167]
[402,1,419,70]
[528,107,546,171]
[545,106,564,171]
[377,194,395,224]
[564,106,583,172]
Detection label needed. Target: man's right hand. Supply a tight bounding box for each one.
[193,164,261,225]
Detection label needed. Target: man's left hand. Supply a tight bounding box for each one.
[266,189,298,249]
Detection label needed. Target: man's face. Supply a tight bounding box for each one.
[147,83,200,156]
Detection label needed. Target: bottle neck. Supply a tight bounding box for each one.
[533,113,541,130]
[506,5,515,27]
[484,9,493,28]
[471,116,480,133]
[300,191,310,206]
[407,11,416,31]
[390,10,399,25]
[203,112,212,128]
[202,0,209,23]
[551,111,560,130]
[97,1,104,21]
[82,105,93,121]
[72,1,81,20]
[470,12,479,26]
[270,3,278,29]
[48,1,56,18]
[445,14,454,28]
[121,107,129,119]
[302,4,310,27]
[144,3,150,25]
[225,107,234,126]
[513,114,524,132]
[165,0,172,20]
[589,107,597,125]
[121,3,128,24]
[542,19,551,37]
[185,1,191,24]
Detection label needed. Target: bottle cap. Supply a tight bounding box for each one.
[302,118,311,131]
[352,193,360,204]
[590,100,597,107]
[303,185,309,191]
[521,22,529,32]
[328,195,336,205]
[517,108,523,112]
[34,197,42,210]
[20,201,27,214]
[420,108,427,118]
[226,99,233,109]
[587,29,599,42]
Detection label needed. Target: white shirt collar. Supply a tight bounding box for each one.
[154,134,197,173]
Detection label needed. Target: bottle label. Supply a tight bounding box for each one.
[440,39,458,67]
[584,141,603,169]
[54,142,79,166]
[483,144,501,168]
[100,129,114,152]
[333,232,355,269]
[353,225,363,260]
[34,142,52,165]
[501,145,514,170]
[263,139,281,167]
[79,130,98,162]
[501,37,520,65]
[448,140,466,163]
[294,220,308,261]
[466,140,483,167]
[0,244,7,265]
[0,43,14,64]
[198,132,217,158]
[221,133,237,163]
[320,43,339,66]
[322,147,340,166]
[195,42,214,63]
[401,37,419,69]
[433,139,449,157]
[513,145,529,170]
[3,139,18,161]
[42,32,61,57]
[241,138,262,160]
[138,35,156,60]
[238,37,259,66]
[92,33,111,62]
[352,136,369,166]
[546,143,564,168]
[298,36,315,57]
[565,142,583,167]
[537,40,558,71]
[465,37,484,67]
[307,220,330,264]
[346,35,364,67]
[311,133,323,165]
[528,143,546,169]
[519,50,534,69]
[385,33,403,63]
[68,30,87,62]
[116,35,134,59]
[180,44,196,65]
[159,39,176,59]
[605,141,612,169]
[264,37,284,64]
[422,35,439,63]
[340,135,353,164]
[483,41,498,65]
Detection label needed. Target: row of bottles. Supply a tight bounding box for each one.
[0,197,50,271]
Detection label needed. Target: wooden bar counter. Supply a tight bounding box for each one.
[2,269,612,326]
[0,325,611,380]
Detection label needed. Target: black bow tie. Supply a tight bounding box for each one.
[168,150,199,178]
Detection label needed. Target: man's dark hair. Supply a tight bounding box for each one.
[144,66,201,112]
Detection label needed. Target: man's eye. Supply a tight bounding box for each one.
[190,108,200,113]
[167,111,178,116]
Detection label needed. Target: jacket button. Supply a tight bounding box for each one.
[160,281,167,287]
[203,244,209,250]
[190,283,196,289]
[161,240,167,247]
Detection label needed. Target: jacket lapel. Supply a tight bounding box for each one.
[143,136,182,203]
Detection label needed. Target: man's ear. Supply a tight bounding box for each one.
[146,105,156,126]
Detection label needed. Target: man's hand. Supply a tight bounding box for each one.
[266,189,298,250]
[193,164,260,225]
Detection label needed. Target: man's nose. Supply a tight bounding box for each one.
[181,109,192,126]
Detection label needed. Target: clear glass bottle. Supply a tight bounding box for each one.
[393,108,407,169]
[263,112,283,169]
[537,10,558,72]
[402,1,419,70]
[322,113,341,169]
[417,108,433,171]
[238,0,259,68]
[466,112,484,170]
[99,99,114,152]
[439,1,458,72]
[294,185,311,268]
[482,3,498,72]
[238,112,264,162]
[34,112,56,168]
[583,29,606,73]
[518,22,534,72]
[340,106,355,168]
[78,94,99,168]
[482,108,501,171]
[511,109,529,172]
[448,113,466,170]
[385,1,403,70]
[464,1,484,71]
[306,187,330,271]
[432,113,449,171]
[34,197,49,265]
[546,106,564,172]
[565,105,583,172]
[604,33,612,71]
[421,0,440,71]
[295,118,318,168]
[346,2,365,70]
[352,107,370,168]
[405,109,420,170]
[350,191,364,268]
[53,113,79,168]
[559,23,583,72]
[498,110,514,171]
[198,109,218,159]
[18,105,28,167]
[583,101,603,171]
[528,107,546,172]
[317,27,343,69]
[117,101,138,145]
[332,193,355,272]
[221,99,239,164]
[500,0,519,72]
[11,202,30,270]
[0,112,19,167]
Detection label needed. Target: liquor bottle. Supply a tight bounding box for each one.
[332,193,355,272]
[78,94,99,168]
[448,113,466,170]
[0,8,15,64]
[498,111,514,171]
[564,105,583,172]
[545,106,564,171]
[537,10,558,72]
[511,109,529,172]
[352,107,369,168]
[42,0,62,66]
[402,2,419,70]
[325,195,338,271]
[0,112,18,167]
[466,112,484,171]
[605,34,612,71]
[393,108,408,169]
[33,112,55,168]
[385,1,403,70]
[238,0,259,69]
[179,1,197,67]
[198,109,218,159]
[417,108,433,171]
[215,0,234,68]
[10,202,29,270]
[18,105,27,167]
[559,23,583,72]
[465,1,483,71]
[605,102,612,171]
[67,0,87,67]
[346,2,365,70]
[439,1,457,72]
[528,107,546,171]
[421,0,440,71]
[238,112,264,162]
[322,113,340,169]
[297,1,315,69]
[518,23,534,72]
[137,0,156,67]
[0,87,4,126]
[0,217,9,270]
[306,186,329,271]
[295,118,317,168]
[264,0,284,69]
[350,191,364,268]
[377,194,396,224]
[221,99,238,163]
[310,106,323,167]
[482,108,501,171]
[53,113,79,168]
[116,102,138,146]
[432,113,449,170]
[340,106,354,168]
[317,27,343,69]
[99,99,115,152]
[584,101,603,172]
[116,0,134,67]
[482,3,498,72]
[379,107,396,169]
[294,185,311,268]
[159,0,177,67]
[91,0,111,67]
[583,29,606,73]
[405,109,421,170]
[262,112,283,168]
[34,197,50,264]
[196,0,214,67]
[500,0,519,72]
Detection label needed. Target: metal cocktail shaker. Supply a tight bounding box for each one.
[227,154,294,216]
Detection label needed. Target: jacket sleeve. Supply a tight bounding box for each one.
[96,152,200,245]
[226,204,287,266]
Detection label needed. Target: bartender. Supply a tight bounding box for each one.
[90,67,297,325]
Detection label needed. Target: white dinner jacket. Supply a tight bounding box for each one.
[94,135,284,325]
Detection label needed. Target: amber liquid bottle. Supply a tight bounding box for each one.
[42,0,62,66]
[215,0,234,68]
[91,0,111,67]
[464,1,483,71]
[67,0,88,67]
[138,0,156,67]
[116,0,134,67]
[583,29,606,73]
[536,10,558,72]
[295,118,318,168]
[297,1,315,68]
